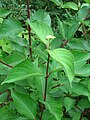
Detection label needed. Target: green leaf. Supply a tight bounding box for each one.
[0,19,23,40]
[11,90,36,119]
[78,98,90,109]
[68,39,90,51]
[2,59,43,84]
[0,107,8,120]
[75,64,90,77]
[71,50,90,70]
[71,82,90,101]
[0,39,14,53]
[88,78,90,91]
[42,111,56,120]
[48,48,75,84]
[3,51,26,66]
[72,50,90,63]
[34,47,47,61]
[15,117,29,120]
[64,97,75,111]
[28,21,53,45]
[50,0,63,6]
[0,9,11,18]
[0,63,11,75]
[41,99,63,120]
[66,22,79,39]
[72,112,81,120]
[0,92,8,104]
[62,2,78,10]
[84,0,90,4]
[31,9,51,26]
[78,6,90,20]
[0,18,3,24]
[57,17,67,39]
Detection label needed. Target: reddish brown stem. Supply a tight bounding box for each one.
[27,0,32,58]
[61,40,68,48]
[40,53,50,120]
[44,53,50,101]
[51,84,64,89]
[0,60,13,68]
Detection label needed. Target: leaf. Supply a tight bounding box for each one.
[71,50,90,70]
[0,63,11,75]
[68,38,90,51]
[0,107,8,120]
[0,19,23,40]
[48,48,75,84]
[41,99,63,120]
[28,21,53,45]
[43,111,55,120]
[31,9,51,26]
[75,64,90,77]
[0,92,8,104]
[88,78,90,91]
[72,112,81,120]
[2,59,43,84]
[0,9,11,18]
[50,0,63,6]
[72,50,90,63]
[57,17,67,39]
[62,2,78,10]
[66,22,79,39]
[3,51,26,66]
[78,6,90,20]
[11,90,36,119]
[78,98,90,109]
[71,82,90,101]
[34,47,47,61]
[64,97,75,111]
[84,0,90,4]
[15,117,29,120]
[0,39,14,53]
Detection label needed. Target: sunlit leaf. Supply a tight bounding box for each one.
[62,2,78,10]
[57,17,67,39]
[48,48,75,84]
[28,21,53,45]
[64,97,75,111]
[2,59,43,84]
[71,82,90,101]
[31,9,51,26]
[78,6,90,20]
[41,98,63,120]
[75,64,90,77]
[84,0,90,4]
[0,9,11,17]
[50,0,63,6]
[0,19,23,40]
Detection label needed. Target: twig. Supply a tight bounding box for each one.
[75,105,83,112]
[61,40,68,48]
[51,83,64,89]
[0,60,13,68]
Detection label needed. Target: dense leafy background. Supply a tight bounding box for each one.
[0,0,90,120]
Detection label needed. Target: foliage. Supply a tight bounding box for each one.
[0,0,90,120]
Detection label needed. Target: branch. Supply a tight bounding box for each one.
[51,83,64,89]
[75,105,83,112]
[27,0,32,58]
[0,60,13,68]
[61,40,68,48]
[40,53,50,120]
